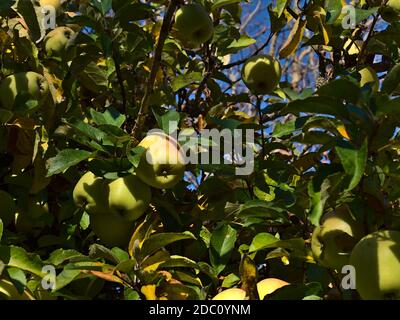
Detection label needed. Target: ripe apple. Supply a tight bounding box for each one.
[173,3,214,49]
[358,66,379,92]
[43,26,76,60]
[136,131,185,189]
[40,0,62,12]
[90,210,134,247]
[257,278,289,300]
[349,230,400,300]
[73,171,109,213]
[0,191,17,226]
[241,55,281,95]
[311,208,364,271]
[212,288,247,300]
[108,175,151,222]
[0,72,49,111]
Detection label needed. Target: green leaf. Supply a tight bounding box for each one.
[0,109,13,124]
[53,268,81,291]
[139,232,196,259]
[317,78,361,103]
[64,118,107,143]
[376,96,400,115]
[90,107,126,128]
[7,267,27,294]
[0,245,44,277]
[335,138,368,191]
[325,0,342,24]
[272,119,297,138]
[116,3,153,22]
[80,212,90,230]
[13,0,46,42]
[78,61,108,93]
[235,200,287,220]
[127,145,146,168]
[124,288,141,300]
[285,96,348,117]
[354,8,378,24]
[171,72,203,92]
[221,273,240,288]
[44,249,84,267]
[308,176,331,226]
[382,64,400,95]
[209,224,237,275]
[153,109,180,134]
[90,0,112,15]
[211,0,241,11]
[279,17,306,58]
[267,282,322,300]
[225,35,256,53]
[46,149,93,177]
[0,0,14,11]
[160,255,199,270]
[276,0,289,17]
[89,244,120,265]
[249,233,306,254]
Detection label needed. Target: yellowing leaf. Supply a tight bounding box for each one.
[337,124,350,140]
[142,250,170,272]
[279,17,307,58]
[141,284,158,300]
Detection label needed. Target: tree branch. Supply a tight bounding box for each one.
[131,0,179,142]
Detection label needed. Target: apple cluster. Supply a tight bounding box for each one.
[73,132,185,247]
[311,208,400,300]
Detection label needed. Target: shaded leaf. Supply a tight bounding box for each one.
[335,138,368,191]
[209,224,237,275]
[46,149,93,177]
[279,17,306,58]
[140,232,196,259]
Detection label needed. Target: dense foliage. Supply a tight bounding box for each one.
[1,0,400,300]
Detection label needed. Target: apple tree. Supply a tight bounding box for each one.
[0,0,400,300]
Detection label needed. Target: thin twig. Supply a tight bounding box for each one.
[256,95,265,159]
[222,32,275,70]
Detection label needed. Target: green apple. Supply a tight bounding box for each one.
[108,175,151,222]
[0,191,17,226]
[43,26,76,60]
[90,210,134,247]
[311,208,364,271]
[136,132,185,189]
[174,3,214,49]
[212,288,247,300]
[0,72,49,111]
[358,66,379,92]
[241,55,281,95]
[73,171,109,213]
[350,230,400,300]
